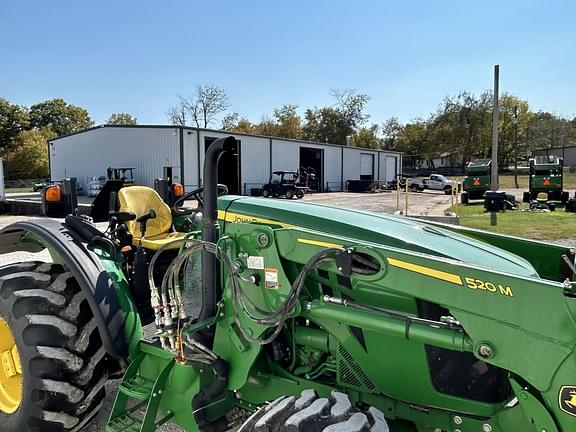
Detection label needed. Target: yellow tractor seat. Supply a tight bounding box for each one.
[117,186,188,250]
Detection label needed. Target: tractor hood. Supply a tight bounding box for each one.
[217,196,538,278]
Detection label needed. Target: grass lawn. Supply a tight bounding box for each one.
[451,201,576,240]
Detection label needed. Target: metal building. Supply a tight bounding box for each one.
[49,125,402,194]
[532,146,576,166]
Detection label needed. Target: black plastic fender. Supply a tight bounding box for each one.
[0,218,130,358]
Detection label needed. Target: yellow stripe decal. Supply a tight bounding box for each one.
[297,238,344,249]
[387,258,463,285]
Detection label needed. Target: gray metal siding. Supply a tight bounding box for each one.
[50,127,180,188]
[271,140,299,172]
[323,146,342,189]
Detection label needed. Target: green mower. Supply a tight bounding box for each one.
[2,136,576,432]
[461,159,491,204]
[523,156,569,204]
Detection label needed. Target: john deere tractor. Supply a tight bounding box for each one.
[461,159,491,205]
[3,136,576,432]
[523,156,569,204]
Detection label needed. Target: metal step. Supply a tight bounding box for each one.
[119,374,155,400]
[106,409,174,432]
[106,348,176,432]
[106,412,144,432]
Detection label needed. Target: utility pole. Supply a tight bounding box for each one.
[491,65,499,190]
[513,105,519,189]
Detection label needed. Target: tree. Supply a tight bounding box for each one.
[29,98,93,136]
[168,85,230,128]
[382,117,403,150]
[497,94,532,168]
[331,88,370,129]
[221,112,240,130]
[107,112,138,125]
[353,124,382,149]
[272,105,302,139]
[1,128,55,179]
[167,96,188,126]
[526,111,575,151]
[0,98,30,149]
[302,89,370,145]
[302,107,347,144]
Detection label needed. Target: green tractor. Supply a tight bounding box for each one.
[523,156,569,204]
[3,136,576,431]
[461,159,491,205]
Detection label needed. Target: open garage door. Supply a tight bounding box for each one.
[360,153,374,180]
[300,147,323,192]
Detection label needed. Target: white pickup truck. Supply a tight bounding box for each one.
[408,174,460,194]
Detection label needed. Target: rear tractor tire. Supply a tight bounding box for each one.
[0,262,109,432]
[262,189,270,198]
[285,190,295,199]
[238,389,389,432]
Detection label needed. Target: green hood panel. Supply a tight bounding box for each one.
[218,196,538,278]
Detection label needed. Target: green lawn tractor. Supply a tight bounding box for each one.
[461,159,491,205]
[3,136,576,432]
[523,156,569,204]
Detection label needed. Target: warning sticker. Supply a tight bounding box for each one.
[265,268,279,289]
[247,256,265,270]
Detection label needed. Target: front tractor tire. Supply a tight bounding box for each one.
[239,390,389,432]
[0,262,109,432]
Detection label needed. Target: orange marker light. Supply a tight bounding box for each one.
[172,183,184,197]
[45,186,61,202]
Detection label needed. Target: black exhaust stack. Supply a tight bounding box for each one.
[200,136,237,329]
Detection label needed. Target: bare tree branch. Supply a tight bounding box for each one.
[166,95,188,126]
[168,85,230,129]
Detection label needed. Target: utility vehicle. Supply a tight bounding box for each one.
[261,170,305,199]
[1,137,576,432]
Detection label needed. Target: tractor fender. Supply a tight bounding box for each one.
[0,218,130,359]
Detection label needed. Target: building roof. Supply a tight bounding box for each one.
[48,124,403,155]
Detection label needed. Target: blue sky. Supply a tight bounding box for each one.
[1,0,575,126]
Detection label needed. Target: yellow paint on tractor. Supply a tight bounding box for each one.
[387,257,463,286]
[0,317,22,414]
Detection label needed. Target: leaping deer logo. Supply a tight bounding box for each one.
[565,390,576,409]
[559,386,576,416]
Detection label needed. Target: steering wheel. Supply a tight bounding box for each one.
[172,184,229,216]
